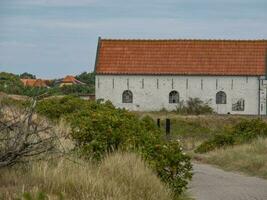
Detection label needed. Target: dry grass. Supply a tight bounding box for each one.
[137,112,267,180]
[0,101,193,200]
[194,138,267,179]
[0,152,175,200]
[136,112,245,151]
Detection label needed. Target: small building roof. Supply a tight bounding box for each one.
[61,75,85,85]
[21,79,49,87]
[95,39,267,76]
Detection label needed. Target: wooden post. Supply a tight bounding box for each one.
[157,118,160,128]
[166,118,170,136]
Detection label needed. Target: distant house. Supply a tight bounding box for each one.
[60,75,85,87]
[95,38,267,115]
[21,79,50,87]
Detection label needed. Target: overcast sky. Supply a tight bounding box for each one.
[0,0,267,78]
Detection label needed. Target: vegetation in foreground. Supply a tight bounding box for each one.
[140,111,267,179]
[195,138,267,179]
[0,96,193,199]
[137,112,243,151]
[0,153,175,200]
[195,118,267,153]
[35,96,192,195]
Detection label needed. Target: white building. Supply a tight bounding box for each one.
[95,38,267,115]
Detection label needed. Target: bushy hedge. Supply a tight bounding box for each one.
[36,96,192,195]
[60,84,94,95]
[176,98,213,115]
[195,118,267,153]
[36,96,86,120]
[0,72,25,94]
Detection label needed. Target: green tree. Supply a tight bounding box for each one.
[76,71,95,85]
[20,72,36,79]
[0,72,24,94]
[60,84,94,95]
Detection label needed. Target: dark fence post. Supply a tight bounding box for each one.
[166,118,170,137]
[157,118,161,128]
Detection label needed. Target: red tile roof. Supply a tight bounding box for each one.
[95,39,267,76]
[62,75,85,84]
[21,79,49,87]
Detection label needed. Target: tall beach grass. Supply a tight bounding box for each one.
[195,137,267,179]
[0,152,174,200]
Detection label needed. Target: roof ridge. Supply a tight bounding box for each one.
[100,38,267,42]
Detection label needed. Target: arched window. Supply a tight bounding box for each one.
[169,91,179,103]
[122,90,133,103]
[216,91,227,104]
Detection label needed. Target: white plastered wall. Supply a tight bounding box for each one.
[95,75,261,115]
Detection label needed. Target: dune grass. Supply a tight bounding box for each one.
[194,138,267,179]
[138,112,267,179]
[0,152,178,200]
[136,112,244,151]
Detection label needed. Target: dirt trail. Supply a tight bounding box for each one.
[189,163,267,200]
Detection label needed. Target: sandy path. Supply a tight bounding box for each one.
[189,163,267,200]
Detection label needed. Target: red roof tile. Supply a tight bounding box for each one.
[21,79,49,87]
[95,39,267,76]
[62,75,85,84]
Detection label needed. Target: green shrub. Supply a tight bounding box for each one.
[143,140,192,195]
[0,96,30,108]
[231,118,267,142]
[36,97,192,195]
[0,72,24,94]
[176,98,213,115]
[195,118,267,153]
[36,96,87,120]
[67,105,161,160]
[60,84,94,95]
[195,134,234,153]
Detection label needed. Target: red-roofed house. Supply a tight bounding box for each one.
[60,75,85,87]
[21,79,49,87]
[95,38,267,115]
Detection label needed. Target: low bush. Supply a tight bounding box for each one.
[36,96,87,120]
[143,141,192,194]
[195,118,267,153]
[176,98,213,115]
[60,84,94,95]
[36,97,192,195]
[195,134,235,153]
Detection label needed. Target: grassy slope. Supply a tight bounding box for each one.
[194,138,267,179]
[136,112,243,150]
[138,112,267,179]
[0,98,193,200]
[0,153,175,200]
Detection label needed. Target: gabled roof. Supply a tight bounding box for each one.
[61,75,85,85]
[95,39,267,76]
[21,79,49,87]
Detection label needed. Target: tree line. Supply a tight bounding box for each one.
[0,71,95,96]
